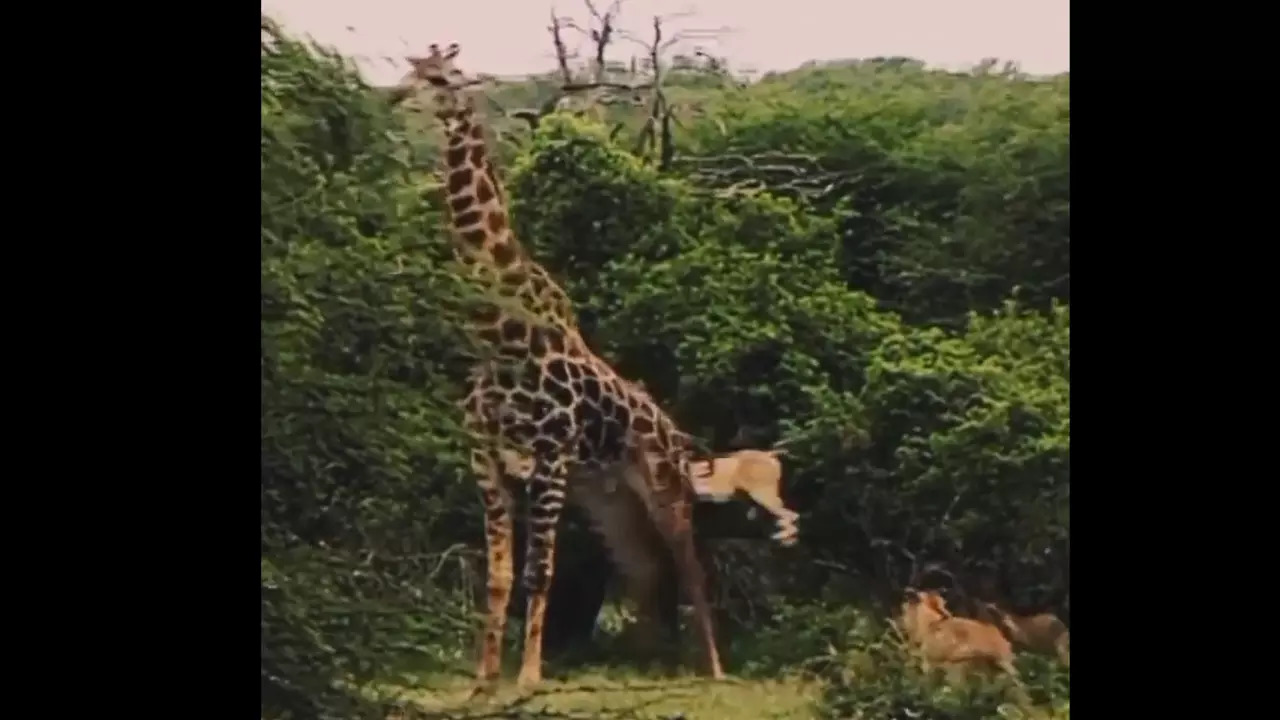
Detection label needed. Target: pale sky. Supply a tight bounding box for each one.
[262,0,1069,86]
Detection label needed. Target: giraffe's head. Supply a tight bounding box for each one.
[396,43,472,120]
[405,42,463,86]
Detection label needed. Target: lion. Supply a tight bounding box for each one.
[688,448,798,546]
[897,588,1021,689]
[976,601,1070,668]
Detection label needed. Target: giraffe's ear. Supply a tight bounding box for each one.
[444,42,461,60]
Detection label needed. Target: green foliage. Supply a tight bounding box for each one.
[508,115,682,290]
[508,116,896,451]
[680,60,1069,327]
[506,117,1068,610]
[261,18,481,719]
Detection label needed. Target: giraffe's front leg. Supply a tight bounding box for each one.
[516,455,571,690]
[473,450,515,691]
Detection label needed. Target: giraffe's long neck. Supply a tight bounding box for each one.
[440,107,522,270]
[438,105,584,351]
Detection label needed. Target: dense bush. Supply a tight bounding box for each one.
[679,60,1070,328]
[261,17,1068,719]
[261,20,482,719]
[509,115,1068,611]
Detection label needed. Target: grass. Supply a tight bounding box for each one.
[371,665,824,719]
[361,603,1067,720]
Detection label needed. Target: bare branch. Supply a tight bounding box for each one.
[548,9,574,84]
[562,81,652,92]
[510,109,543,130]
[514,0,732,171]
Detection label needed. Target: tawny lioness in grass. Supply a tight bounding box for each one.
[977,601,1070,668]
[897,588,1021,687]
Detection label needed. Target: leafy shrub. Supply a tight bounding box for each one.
[261,18,481,718]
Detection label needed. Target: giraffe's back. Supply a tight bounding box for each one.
[471,352,636,474]
[473,348,692,501]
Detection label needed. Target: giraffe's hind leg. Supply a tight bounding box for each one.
[649,488,724,679]
[516,454,571,690]
[473,449,515,690]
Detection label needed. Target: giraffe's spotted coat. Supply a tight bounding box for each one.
[394,43,724,689]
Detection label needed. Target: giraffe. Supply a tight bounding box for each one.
[394,43,724,690]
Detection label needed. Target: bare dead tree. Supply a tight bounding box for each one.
[615,12,733,170]
[503,1,650,133]
[379,2,737,173]
[670,152,876,207]
[495,1,734,171]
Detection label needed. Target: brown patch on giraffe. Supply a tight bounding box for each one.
[470,123,485,141]
[492,241,518,267]
[527,327,548,356]
[469,144,488,166]
[500,266,528,285]
[446,146,467,167]
[450,195,474,214]
[461,229,488,247]
[475,176,496,204]
[448,168,474,194]
[500,318,527,344]
[474,304,502,325]
[454,209,483,228]
[545,331,565,354]
[486,211,508,234]
[581,377,602,403]
[542,361,572,387]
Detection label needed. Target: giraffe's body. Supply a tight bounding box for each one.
[397,44,723,689]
